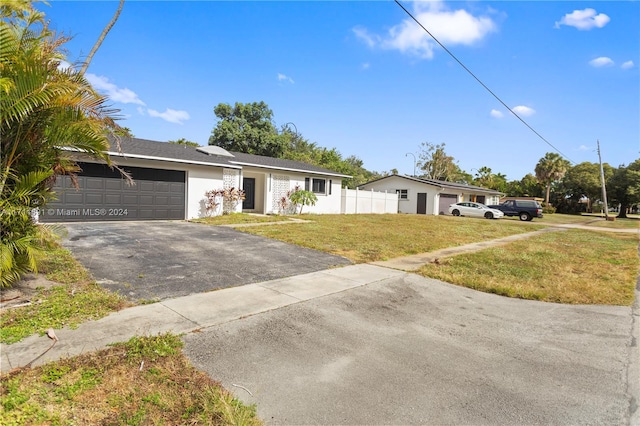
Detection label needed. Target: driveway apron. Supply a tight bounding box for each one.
[183,273,633,425]
[61,221,351,301]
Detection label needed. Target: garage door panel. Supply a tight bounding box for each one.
[85,193,104,204]
[63,192,84,204]
[105,180,122,190]
[105,193,122,204]
[86,178,105,190]
[44,163,186,222]
[139,181,155,191]
[154,182,170,192]
[123,194,138,204]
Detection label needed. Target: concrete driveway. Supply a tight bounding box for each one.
[183,272,635,425]
[61,221,351,301]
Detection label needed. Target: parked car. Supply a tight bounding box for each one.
[487,200,543,221]
[448,202,504,219]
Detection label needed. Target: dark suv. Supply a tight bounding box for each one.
[487,200,543,221]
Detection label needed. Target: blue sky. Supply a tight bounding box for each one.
[41,0,639,180]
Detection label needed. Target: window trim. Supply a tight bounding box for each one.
[396,189,408,200]
[311,178,326,195]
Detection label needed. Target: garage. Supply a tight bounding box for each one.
[41,162,185,222]
[438,194,458,215]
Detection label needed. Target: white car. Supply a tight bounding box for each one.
[448,202,504,219]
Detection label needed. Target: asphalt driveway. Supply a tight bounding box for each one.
[183,273,635,425]
[61,221,351,301]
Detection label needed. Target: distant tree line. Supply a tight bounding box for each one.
[207,102,638,218]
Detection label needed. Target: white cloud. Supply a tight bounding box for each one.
[277,73,294,84]
[589,57,614,67]
[147,108,190,125]
[86,74,146,105]
[578,145,591,151]
[361,62,370,70]
[621,60,635,70]
[490,109,503,118]
[555,8,610,30]
[353,1,497,59]
[512,105,536,117]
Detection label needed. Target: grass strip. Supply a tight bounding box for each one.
[418,229,638,305]
[191,212,292,225]
[0,333,261,425]
[240,214,544,263]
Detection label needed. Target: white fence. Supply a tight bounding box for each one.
[341,188,398,214]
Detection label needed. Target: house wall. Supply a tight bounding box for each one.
[187,167,225,219]
[244,168,343,214]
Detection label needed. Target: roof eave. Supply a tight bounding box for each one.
[230,161,351,178]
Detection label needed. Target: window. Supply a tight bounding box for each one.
[311,178,327,194]
[396,189,408,200]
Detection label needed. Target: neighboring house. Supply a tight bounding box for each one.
[359,175,502,215]
[41,137,349,222]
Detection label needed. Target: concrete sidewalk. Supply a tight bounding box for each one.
[0,264,404,373]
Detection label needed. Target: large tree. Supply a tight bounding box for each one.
[534,152,571,206]
[1,2,120,287]
[561,162,614,212]
[416,142,461,181]
[208,101,288,157]
[607,160,640,219]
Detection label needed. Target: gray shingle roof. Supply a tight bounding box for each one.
[361,174,503,195]
[108,136,238,168]
[107,137,349,177]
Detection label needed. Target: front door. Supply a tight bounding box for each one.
[242,178,255,210]
[417,193,427,214]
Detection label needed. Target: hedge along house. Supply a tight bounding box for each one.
[359,175,503,215]
[41,137,349,222]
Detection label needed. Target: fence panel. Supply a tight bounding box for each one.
[341,189,398,214]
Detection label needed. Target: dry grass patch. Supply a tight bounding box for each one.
[241,214,543,263]
[0,334,261,425]
[1,244,130,344]
[418,229,638,305]
[583,217,640,229]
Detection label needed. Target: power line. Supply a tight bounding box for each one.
[393,0,575,164]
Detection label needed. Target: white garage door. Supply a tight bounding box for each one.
[438,194,458,215]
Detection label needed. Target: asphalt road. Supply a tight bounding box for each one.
[184,273,633,425]
[61,221,351,301]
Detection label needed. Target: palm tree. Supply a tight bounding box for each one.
[534,152,570,206]
[1,3,120,287]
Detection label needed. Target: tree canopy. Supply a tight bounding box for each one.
[416,142,463,182]
[607,160,640,218]
[0,1,122,287]
[535,152,571,206]
[208,101,288,157]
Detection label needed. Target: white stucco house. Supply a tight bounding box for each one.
[359,175,503,215]
[42,137,350,222]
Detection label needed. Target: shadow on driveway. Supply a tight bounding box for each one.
[61,221,351,302]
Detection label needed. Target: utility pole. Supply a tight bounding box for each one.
[597,140,609,220]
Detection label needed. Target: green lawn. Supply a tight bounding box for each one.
[418,229,638,305]
[240,214,544,263]
[230,214,638,305]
